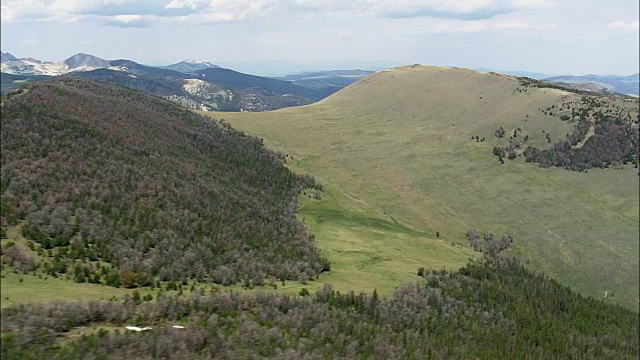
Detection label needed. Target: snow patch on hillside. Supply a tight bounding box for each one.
[108,66,129,72]
[68,65,102,73]
[183,78,233,101]
[1,59,68,76]
[183,78,214,94]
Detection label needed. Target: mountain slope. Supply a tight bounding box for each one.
[64,53,110,70]
[208,65,640,310]
[0,57,68,76]
[0,68,319,112]
[1,58,343,112]
[0,73,51,93]
[0,52,17,62]
[163,59,220,73]
[107,59,189,78]
[195,67,336,101]
[476,68,557,79]
[1,79,326,286]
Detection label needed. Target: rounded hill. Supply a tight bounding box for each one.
[212,65,640,310]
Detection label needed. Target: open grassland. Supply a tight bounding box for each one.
[202,65,639,310]
[1,185,472,305]
[223,183,474,297]
[0,272,149,308]
[295,184,474,294]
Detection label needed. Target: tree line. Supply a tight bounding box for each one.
[2,256,637,359]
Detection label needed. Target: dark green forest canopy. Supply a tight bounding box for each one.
[2,258,638,359]
[0,79,326,286]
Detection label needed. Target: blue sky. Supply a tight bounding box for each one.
[1,0,638,76]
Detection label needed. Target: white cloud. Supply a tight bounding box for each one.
[51,0,103,13]
[0,0,276,25]
[608,20,640,30]
[165,0,207,10]
[406,18,556,35]
[286,0,363,11]
[172,0,276,25]
[115,14,143,22]
[375,0,556,19]
[286,0,555,20]
[0,0,558,25]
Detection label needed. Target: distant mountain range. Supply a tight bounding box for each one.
[163,59,220,73]
[1,53,212,77]
[544,74,639,96]
[478,68,639,96]
[275,69,374,89]
[0,52,365,111]
[3,53,637,112]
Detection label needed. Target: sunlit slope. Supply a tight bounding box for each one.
[204,65,639,309]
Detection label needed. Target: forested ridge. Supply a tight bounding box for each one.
[0,79,327,287]
[2,257,638,359]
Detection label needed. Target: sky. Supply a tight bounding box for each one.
[1,0,638,76]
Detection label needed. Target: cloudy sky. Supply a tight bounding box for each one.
[1,0,638,76]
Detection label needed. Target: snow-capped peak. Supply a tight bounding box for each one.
[162,59,220,73]
[184,59,215,66]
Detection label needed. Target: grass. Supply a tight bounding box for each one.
[0,271,150,308]
[201,65,639,310]
[1,184,470,306]
[295,185,474,295]
[223,183,474,297]
[1,180,470,306]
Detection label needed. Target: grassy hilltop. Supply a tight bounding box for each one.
[204,65,640,310]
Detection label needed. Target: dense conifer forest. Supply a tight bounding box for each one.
[2,257,638,359]
[0,79,327,287]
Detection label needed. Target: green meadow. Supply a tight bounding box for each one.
[202,66,639,310]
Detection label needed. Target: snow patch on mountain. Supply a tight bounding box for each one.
[68,65,104,73]
[183,78,215,95]
[108,66,130,72]
[164,60,220,74]
[1,59,68,76]
[183,59,215,66]
[183,79,233,100]
[1,53,113,76]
